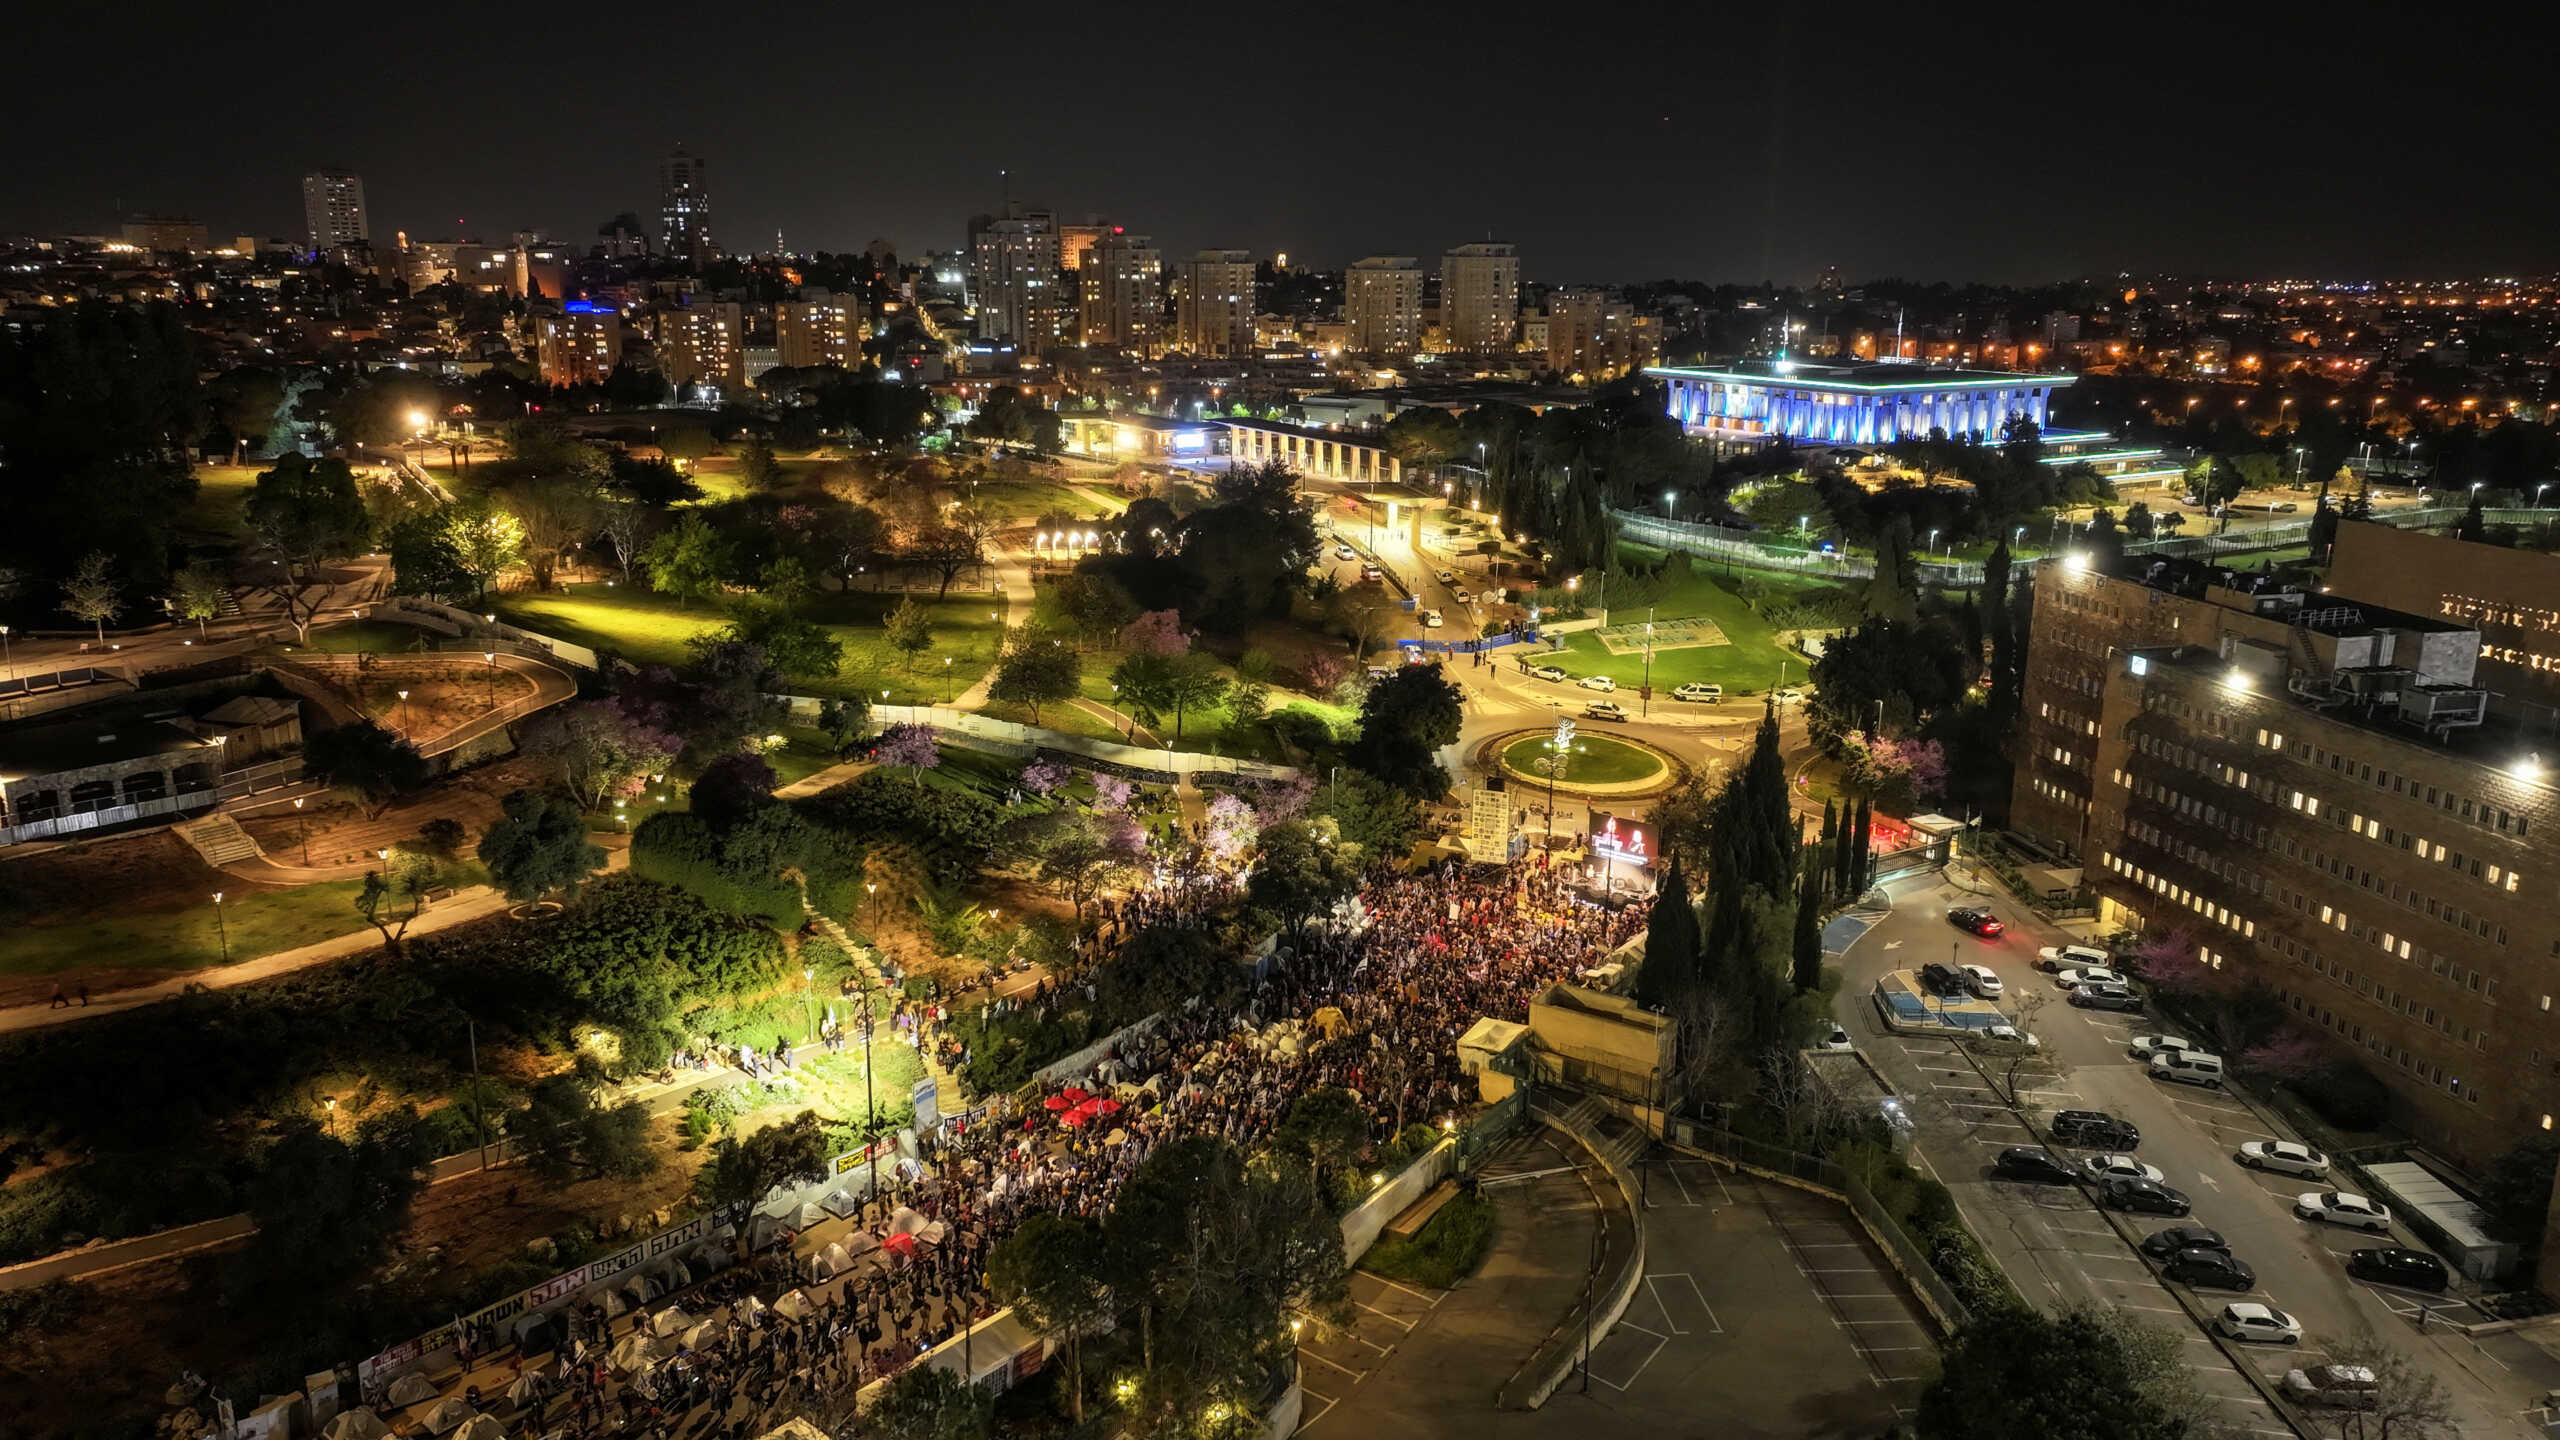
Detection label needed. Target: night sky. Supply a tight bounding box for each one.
[12,0,2554,284]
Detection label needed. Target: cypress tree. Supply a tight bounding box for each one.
[1817,800,1840,901]
[1849,793,1874,893]
[1633,855,1702,1012]
[1790,859,1823,994]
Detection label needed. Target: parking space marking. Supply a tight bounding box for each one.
[1585,1320,1673,1393]
[1645,1271,1722,1335]
[1301,1349,1364,1378]
[1354,1301,1415,1329]
[1368,1276,1445,1307]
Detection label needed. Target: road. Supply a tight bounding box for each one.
[1833,868,2550,1437]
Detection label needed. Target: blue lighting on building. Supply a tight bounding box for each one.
[1648,360,2073,446]
[562,300,611,314]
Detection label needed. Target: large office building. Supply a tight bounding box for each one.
[659,147,711,261]
[656,302,745,394]
[536,303,625,387]
[775,293,863,370]
[1346,256,1424,354]
[1441,242,1520,353]
[1648,359,2069,446]
[300,169,370,254]
[2012,544,2560,1168]
[2327,522,2560,711]
[1175,250,1257,359]
[970,210,1063,353]
[1078,230,1162,356]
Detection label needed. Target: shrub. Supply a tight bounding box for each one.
[1359,1191,1494,1289]
[629,811,803,926]
[795,771,998,885]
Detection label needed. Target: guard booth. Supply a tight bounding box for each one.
[1872,813,1966,881]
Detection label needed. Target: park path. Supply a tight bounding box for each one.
[0,838,631,1036]
[945,552,1036,710]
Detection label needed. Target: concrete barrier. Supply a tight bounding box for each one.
[1498,1104,1646,1410]
[1338,1140,1456,1268]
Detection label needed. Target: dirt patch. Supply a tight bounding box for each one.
[236,755,546,868]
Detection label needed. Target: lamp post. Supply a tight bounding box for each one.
[803,966,818,1045]
[293,796,309,866]
[395,689,409,731]
[484,651,497,708]
[865,882,879,933]
[0,624,11,678]
[211,891,229,963]
[942,655,955,703]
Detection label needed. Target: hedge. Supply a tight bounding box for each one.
[630,810,805,927]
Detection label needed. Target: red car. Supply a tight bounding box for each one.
[1948,906,2005,937]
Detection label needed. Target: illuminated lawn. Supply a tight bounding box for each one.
[1499,731,1664,786]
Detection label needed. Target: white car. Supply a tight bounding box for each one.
[1772,687,1804,704]
[1672,682,1723,703]
[1529,664,1568,683]
[2239,1141,2330,1179]
[1453,587,1475,603]
[1583,700,1629,722]
[1421,609,1444,629]
[2037,943,2111,972]
[1335,544,1356,560]
[1817,1025,1855,1053]
[2296,1191,2393,1232]
[1435,568,1456,583]
[2216,1302,2304,1345]
[2083,1154,2167,1185]
[1578,674,1617,693]
[1959,964,2003,999]
[1983,1024,2041,1049]
[2055,966,2126,991]
[2129,1035,2195,1061]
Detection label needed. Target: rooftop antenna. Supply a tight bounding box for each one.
[1894,305,1905,357]
[999,168,1012,219]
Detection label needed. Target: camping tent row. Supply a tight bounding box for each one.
[410,1397,512,1439]
[493,1240,735,1354]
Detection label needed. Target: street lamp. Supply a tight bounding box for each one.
[484,651,497,707]
[395,689,409,730]
[292,796,309,866]
[943,655,955,702]
[211,892,229,963]
[865,882,879,932]
[803,966,818,1045]
[0,624,12,678]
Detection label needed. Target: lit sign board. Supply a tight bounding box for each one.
[1590,812,1654,867]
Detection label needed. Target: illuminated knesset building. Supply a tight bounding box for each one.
[1648,359,2072,446]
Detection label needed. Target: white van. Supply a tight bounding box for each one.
[2150,1050,2226,1089]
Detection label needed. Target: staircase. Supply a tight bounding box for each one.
[174,813,262,867]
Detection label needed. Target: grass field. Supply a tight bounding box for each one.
[966,481,1125,525]
[1538,554,1811,696]
[1065,666,1350,765]
[7,875,388,979]
[300,620,448,654]
[1500,732,1664,786]
[178,464,265,540]
[493,582,1005,703]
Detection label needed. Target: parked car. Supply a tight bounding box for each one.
[2070,982,2145,1013]
[2036,943,2111,973]
[2296,1191,2394,1232]
[2102,1178,2193,1216]
[1673,682,1723,703]
[1335,544,1356,560]
[2215,1302,2303,1345]
[1421,609,1444,628]
[1772,687,1804,704]
[1994,1147,2078,1185]
[1578,674,1617,692]
[1434,568,1457,583]
[2283,1365,2379,1409]
[2084,1154,2166,1185]
[2129,1034,2196,1061]
[2150,1051,2227,1088]
[1817,1024,1855,1053]
[1453,587,1475,603]
[2346,1247,2449,1292]
[2139,1225,2226,1258]
[1959,964,2003,998]
[1947,906,2005,937]
[1583,700,1629,721]
[2054,965,2125,990]
[2053,1110,2142,1149]
[1918,962,1969,997]
[2238,1140,2329,1178]
[1529,664,1568,683]
[1983,1024,2041,1049]
[2165,1248,2257,1291]
[1361,564,1382,581]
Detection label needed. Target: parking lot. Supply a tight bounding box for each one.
[1837,873,2553,1438]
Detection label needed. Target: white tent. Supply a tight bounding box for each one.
[887,1206,927,1235]
[504,1372,546,1406]
[840,1230,881,1258]
[917,1220,949,1246]
[680,1317,727,1351]
[822,1188,864,1218]
[385,1374,438,1408]
[452,1416,509,1440]
[322,1409,391,1440]
[771,1289,814,1323]
[650,1307,690,1338]
[601,1286,635,1319]
[733,1295,768,1326]
[690,1242,730,1273]
[608,1333,660,1375]
[793,1200,825,1229]
[422,1397,476,1435]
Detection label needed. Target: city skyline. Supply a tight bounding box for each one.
[10,0,2558,283]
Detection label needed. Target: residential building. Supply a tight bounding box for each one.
[1079,230,1161,357]
[775,292,863,369]
[656,302,745,394]
[1345,256,1424,354]
[970,210,1063,353]
[1441,242,1521,353]
[300,169,369,254]
[660,146,711,261]
[536,303,625,387]
[119,216,211,254]
[1547,287,1607,375]
[1175,250,1256,358]
[2012,550,2560,1169]
[1057,223,1106,273]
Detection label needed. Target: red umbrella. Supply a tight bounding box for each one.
[882,1232,917,1257]
[1043,1094,1072,1111]
[1060,1108,1090,1128]
[1059,1086,1089,1103]
[1090,1097,1123,1116]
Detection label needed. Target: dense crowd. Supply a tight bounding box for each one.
[370,860,1645,1439]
